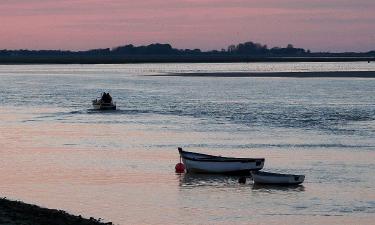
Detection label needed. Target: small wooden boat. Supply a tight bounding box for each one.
[250,171,305,185]
[92,99,116,110]
[178,147,265,174]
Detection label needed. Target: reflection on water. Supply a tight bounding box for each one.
[178,173,250,187]
[0,63,374,225]
[252,183,305,192]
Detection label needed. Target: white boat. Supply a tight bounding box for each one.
[178,147,265,174]
[92,99,116,110]
[250,171,305,185]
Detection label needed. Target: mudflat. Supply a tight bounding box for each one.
[153,71,375,77]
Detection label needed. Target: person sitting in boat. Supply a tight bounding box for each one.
[101,92,112,103]
[107,93,112,103]
[101,92,106,102]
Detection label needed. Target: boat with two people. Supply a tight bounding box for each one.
[92,92,116,110]
[178,147,265,174]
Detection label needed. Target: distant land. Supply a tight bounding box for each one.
[1,41,374,64]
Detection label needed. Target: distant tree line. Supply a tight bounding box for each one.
[0,41,374,63]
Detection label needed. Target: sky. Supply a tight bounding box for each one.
[0,0,374,52]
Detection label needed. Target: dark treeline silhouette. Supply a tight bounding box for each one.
[227,43,307,55]
[1,42,374,63]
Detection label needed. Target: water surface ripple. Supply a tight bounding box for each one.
[0,63,374,225]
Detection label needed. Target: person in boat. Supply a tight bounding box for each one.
[107,93,112,103]
[100,92,112,103]
[101,92,106,103]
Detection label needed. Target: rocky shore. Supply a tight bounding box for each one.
[0,198,112,225]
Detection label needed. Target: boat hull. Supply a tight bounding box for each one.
[251,171,305,185]
[178,148,264,174]
[92,104,116,110]
[92,100,116,110]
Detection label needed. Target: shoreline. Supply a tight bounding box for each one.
[0,197,112,225]
[151,71,375,78]
[0,56,374,64]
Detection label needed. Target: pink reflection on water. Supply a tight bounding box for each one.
[0,107,374,224]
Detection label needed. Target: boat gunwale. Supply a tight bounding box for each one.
[251,171,304,177]
[178,148,265,163]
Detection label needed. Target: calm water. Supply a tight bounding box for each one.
[0,63,374,224]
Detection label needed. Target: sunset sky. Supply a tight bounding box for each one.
[1,0,374,52]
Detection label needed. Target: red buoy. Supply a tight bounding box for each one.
[175,162,185,173]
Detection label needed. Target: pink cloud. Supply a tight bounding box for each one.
[0,0,374,51]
